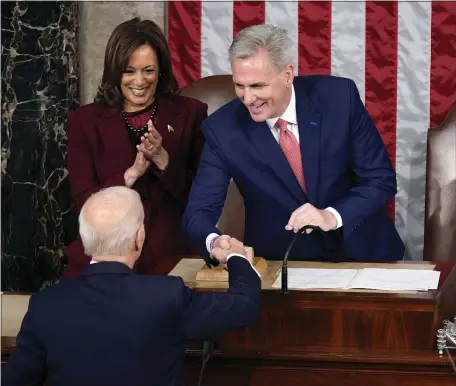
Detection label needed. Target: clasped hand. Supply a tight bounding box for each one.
[210,236,249,269]
[124,120,169,187]
[136,120,169,171]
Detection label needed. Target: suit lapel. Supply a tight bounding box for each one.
[245,118,306,203]
[295,84,321,205]
[154,96,184,158]
[96,108,135,171]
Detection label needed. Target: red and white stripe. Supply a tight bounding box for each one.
[168,1,456,261]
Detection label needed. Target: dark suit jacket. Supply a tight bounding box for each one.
[62,95,207,279]
[183,76,405,262]
[4,256,261,386]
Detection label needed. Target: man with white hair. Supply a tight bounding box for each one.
[183,24,404,265]
[4,186,260,386]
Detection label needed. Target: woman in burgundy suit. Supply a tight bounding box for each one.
[61,18,208,278]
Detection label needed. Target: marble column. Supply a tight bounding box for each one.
[1,1,79,291]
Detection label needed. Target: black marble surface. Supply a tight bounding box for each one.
[1,1,79,291]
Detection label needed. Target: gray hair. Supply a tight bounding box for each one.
[79,186,144,257]
[229,24,294,72]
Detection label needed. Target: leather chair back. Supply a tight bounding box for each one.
[180,75,246,241]
[424,105,456,261]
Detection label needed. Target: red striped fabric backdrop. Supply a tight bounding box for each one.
[168,1,456,260]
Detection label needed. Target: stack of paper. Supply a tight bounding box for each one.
[348,268,440,291]
[272,268,359,290]
[272,268,440,291]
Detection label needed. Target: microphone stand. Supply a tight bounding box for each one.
[281,225,334,293]
[197,339,217,386]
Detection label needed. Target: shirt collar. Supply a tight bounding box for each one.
[266,85,297,130]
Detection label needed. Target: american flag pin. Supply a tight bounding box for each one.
[168,125,174,132]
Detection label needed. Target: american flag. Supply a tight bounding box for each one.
[168,1,456,260]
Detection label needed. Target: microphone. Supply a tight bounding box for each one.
[197,339,217,386]
[281,225,335,293]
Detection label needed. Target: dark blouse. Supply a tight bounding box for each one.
[123,103,156,148]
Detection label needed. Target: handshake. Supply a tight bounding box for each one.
[209,235,250,269]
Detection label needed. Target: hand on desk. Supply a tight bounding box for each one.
[286,203,337,233]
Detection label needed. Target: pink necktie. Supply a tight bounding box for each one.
[276,118,306,192]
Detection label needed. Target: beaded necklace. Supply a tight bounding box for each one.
[121,102,157,135]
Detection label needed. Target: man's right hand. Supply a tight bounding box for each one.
[211,238,247,268]
[211,234,232,251]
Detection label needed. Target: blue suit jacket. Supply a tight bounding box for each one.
[183,76,405,262]
[4,258,260,386]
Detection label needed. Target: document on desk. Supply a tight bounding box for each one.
[348,268,440,291]
[272,268,359,289]
[272,268,441,291]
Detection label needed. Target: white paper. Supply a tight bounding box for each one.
[272,268,441,291]
[272,268,359,289]
[348,268,440,291]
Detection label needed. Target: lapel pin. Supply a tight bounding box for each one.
[168,124,174,132]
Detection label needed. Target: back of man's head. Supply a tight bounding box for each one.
[79,186,145,260]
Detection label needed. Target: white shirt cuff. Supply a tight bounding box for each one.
[205,233,220,253]
[325,207,343,229]
[226,253,261,278]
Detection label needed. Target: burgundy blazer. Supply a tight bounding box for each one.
[61,95,208,279]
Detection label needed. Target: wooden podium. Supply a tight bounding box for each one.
[2,258,455,385]
[169,258,456,386]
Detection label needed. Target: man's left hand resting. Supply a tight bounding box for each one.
[286,203,337,233]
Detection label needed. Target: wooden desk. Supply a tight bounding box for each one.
[2,259,455,385]
[1,293,30,365]
[169,259,456,386]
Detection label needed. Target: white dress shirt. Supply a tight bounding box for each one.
[206,85,343,254]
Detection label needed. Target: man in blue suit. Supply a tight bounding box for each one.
[4,186,260,386]
[183,24,404,264]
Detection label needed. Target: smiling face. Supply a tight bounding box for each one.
[121,44,159,112]
[232,48,294,122]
